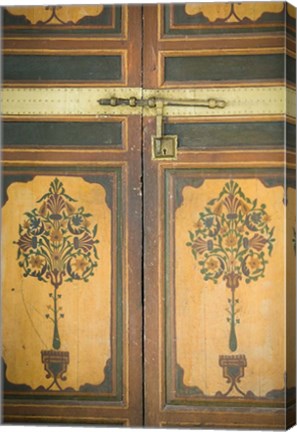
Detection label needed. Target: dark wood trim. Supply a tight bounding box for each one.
[143,6,158,88]
[143,116,161,426]
[158,36,287,51]
[127,6,142,87]
[125,115,143,425]
[3,39,130,52]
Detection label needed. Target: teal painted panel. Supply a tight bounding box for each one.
[287,122,296,150]
[287,56,296,84]
[164,55,285,82]
[4,55,122,82]
[3,122,122,148]
[164,122,289,149]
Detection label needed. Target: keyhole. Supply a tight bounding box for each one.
[163,147,167,155]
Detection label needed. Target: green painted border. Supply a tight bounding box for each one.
[164,167,294,408]
[164,122,292,150]
[164,54,286,83]
[2,165,123,402]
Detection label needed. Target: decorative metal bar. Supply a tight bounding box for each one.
[98,96,226,109]
[165,98,226,108]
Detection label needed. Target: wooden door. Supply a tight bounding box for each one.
[1,3,296,429]
[143,4,296,429]
[2,5,143,426]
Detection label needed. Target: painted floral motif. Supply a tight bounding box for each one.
[187,180,275,352]
[14,178,99,351]
[184,3,290,23]
[5,6,104,25]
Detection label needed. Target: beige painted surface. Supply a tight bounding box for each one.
[3,87,295,118]
[2,176,111,390]
[175,179,285,397]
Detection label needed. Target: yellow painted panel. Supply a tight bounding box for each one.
[5,6,104,25]
[2,176,111,391]
[175,179,285,397]
[185,3,232,21]
[235,3,284,21]
[185,2,285,22]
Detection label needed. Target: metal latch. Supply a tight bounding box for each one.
[151,98,178,160]
[98,96,226,160]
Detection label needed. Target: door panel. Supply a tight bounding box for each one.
[143,4,296,429]
[3,5,140,87]
[2,5,143,426]
[143,148,295,429]
[143,4,295,89]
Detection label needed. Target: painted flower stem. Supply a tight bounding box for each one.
[46,269,64,350]
[52,285,61,350]
[229,288,237,352]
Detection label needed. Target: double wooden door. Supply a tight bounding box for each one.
[2,3,296,429]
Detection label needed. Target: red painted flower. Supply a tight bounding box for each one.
[192,237,213,254]
[17,233,37,251]
[246,233,267,251]
[73,232,94,252]
[223,194,241,220]
[47,194,66,220]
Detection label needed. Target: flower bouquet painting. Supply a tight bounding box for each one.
[187,180,275,396]
[14,178,100,390]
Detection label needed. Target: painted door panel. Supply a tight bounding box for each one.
[143,4,296,429]
[2,5,143,426]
